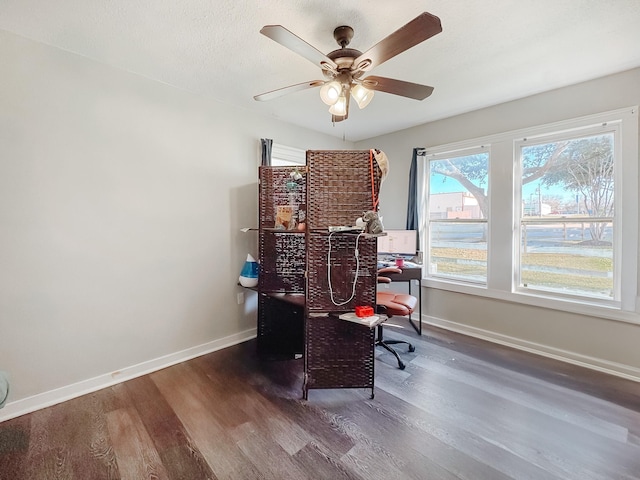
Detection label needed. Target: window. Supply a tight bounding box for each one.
[517,127,617,301]
[271,143,306,166]
[426,147,489,284]
[420,107,638,317]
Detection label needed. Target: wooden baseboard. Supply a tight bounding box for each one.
[0,328,257,423]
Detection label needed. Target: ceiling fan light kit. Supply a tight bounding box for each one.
[319,81,341,105]
[254,12,442,123]
[328,94,348,116]
[351,84,374,109]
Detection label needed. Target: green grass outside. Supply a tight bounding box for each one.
[431,247,613,293]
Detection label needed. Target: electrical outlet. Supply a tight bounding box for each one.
[237,292,245,304]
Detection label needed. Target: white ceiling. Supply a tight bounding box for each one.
[1,0,639,142]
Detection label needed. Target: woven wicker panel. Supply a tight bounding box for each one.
[305,315,375,390]
[306,150,381,229]
[259,166,306,229]
[257,294,304,357]
[306,232,377,312]
[259,231,305,293]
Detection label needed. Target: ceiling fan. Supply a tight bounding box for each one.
[254,12,442,122]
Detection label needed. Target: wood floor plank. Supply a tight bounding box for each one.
[68,392,120,480]
[20,394,121,480]
[229,387,313,455]
[390,327,640,464]
[386,323,640,435]
[306,391,455,480]
[0,415,30,480]
[376,363,615,479]
[292,441,365,480]
[1,324,639,480]
[123,375,217,480]
[408,323,640,411]
[106,407,169,480]
[339,441,411,480]
[247,385,358,459]
[409,348,631,442]
[318,390,529,480]
[349,385,563,480]
[378,328,640,480]
[150,365,265,479]
[24,424,72,479]
[230,420,311,480]
[168,361,253,431]
[205,349,360,459]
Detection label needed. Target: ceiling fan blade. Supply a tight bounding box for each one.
[254,80,324,102]
[363,76,434,100]
[353,12,442,73]
[260,25,338,72]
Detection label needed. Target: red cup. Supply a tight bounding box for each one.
[395,258,404,268]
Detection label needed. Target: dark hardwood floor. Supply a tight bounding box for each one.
[1,320,639,479]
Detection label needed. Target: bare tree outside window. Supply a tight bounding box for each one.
[426,132,616,298]
[519,133,615,299]
[538,134,614,242]
[428,151,489,283]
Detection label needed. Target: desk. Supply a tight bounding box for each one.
[378,266,422,335]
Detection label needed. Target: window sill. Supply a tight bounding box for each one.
[422,277,640,326]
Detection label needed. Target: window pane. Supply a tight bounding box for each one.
[521,134,614,219]
[519,132,615,299]
[429,222,487,282]
[428,151,489,284]
[429,153,488,219]
[520,221,613,298]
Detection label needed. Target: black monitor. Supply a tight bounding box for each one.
[377,230,417,256]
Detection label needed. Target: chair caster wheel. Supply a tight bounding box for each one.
[408,345,415,352]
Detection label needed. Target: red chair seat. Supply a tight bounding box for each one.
[376,291,417,317]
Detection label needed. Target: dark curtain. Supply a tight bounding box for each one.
[260,138,273,166]
[406,148,420,247]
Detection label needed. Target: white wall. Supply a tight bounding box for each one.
[2,27,637,421]
[0,30,352,418]
[357,68,640,380]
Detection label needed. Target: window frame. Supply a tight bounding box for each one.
[514,123,620,306]
[271,143,306,166]
[419,106,639,323]
[424,145,490,286]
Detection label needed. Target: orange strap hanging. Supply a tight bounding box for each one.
[369,149,379,211]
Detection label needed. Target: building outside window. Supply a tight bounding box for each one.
[426,147,489,284]
[420,107,638,317]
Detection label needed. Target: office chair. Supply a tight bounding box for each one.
[376,267,417,369]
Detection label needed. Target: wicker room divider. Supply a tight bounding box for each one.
[257,150,383,399]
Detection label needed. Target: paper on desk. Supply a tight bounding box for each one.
[338,313,387,328]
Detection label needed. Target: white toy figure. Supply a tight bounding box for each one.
[362,210,384,234]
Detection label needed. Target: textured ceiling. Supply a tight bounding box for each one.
[1,0,640,141]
